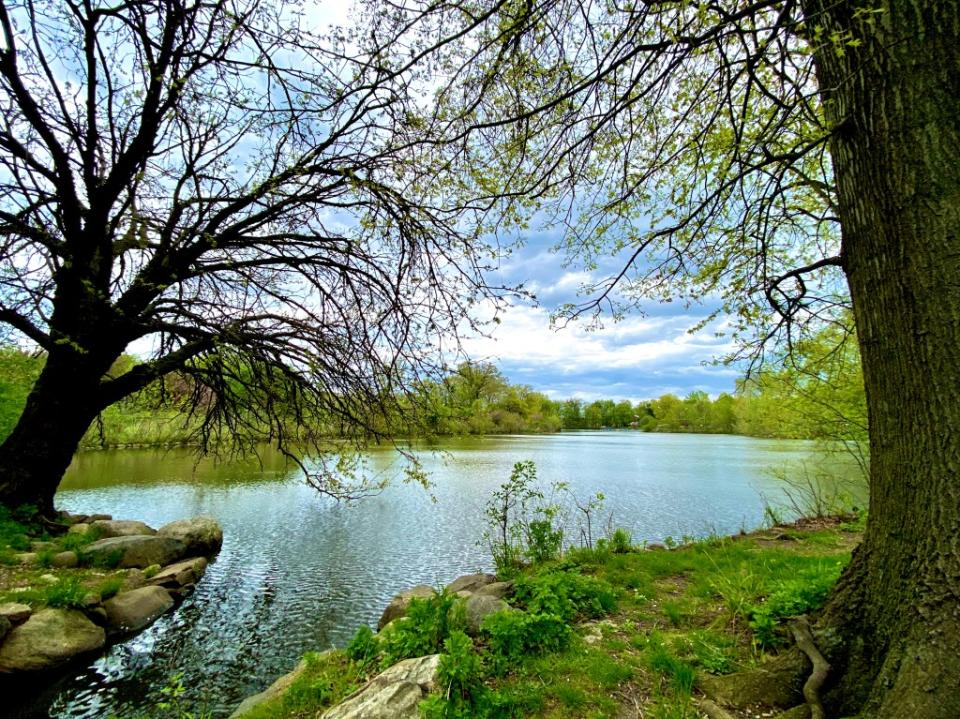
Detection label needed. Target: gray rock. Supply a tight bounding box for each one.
[103,586,175,633]
[377,585,435,630]
[463,594,510,635]
[39,573,58,584]
[67,523,90,535]
[445,573,497,595]
[148,557,208,589]
[158,517,223,556]
[88,514,113,522]
[90,519,157,538]
[30,541,56,552]
[51,551,79,569]
[0,603,32,624]
[229,658,312,718]
[83,535,187,569]
[0,609,105,672]
[321,654,441,719]
[475,581,514,600]
[14,553,37,566]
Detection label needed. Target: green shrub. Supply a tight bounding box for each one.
[610,527,633,554]
[513,571,617,622]
[345,625,379,668]
[525,519,563,564]
[381,591,465,666]
[59,529,101,552]
[482,609,570,663]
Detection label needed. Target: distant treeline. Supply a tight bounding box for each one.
[0,323,865,448]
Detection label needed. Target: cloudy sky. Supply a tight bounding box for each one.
[459,226,742,404]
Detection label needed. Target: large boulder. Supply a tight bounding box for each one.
[83,535,187,569]
[103,586,175,633]
[445,573,497,595]
[90,519,157,538]
[321,654,441,719]
[463,594,511,635]
[148,557,208,589]
[0,609,105,672]
[158,517,223,556]
[378,586,435,630]
[51,551,79,568]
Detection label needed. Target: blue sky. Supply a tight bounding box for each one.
[461,227,742,403]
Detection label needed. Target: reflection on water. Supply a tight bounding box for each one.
[8,432,857,718]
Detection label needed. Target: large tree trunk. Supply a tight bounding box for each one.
[0,351,112,516]
[804,1,960,716]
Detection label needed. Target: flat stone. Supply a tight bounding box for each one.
[39,574,58,584]
[30,541,56,552]
[158,517,223,556]
[0,609,105,673]
[148,557,208,589]
[445,573,497,594]
[14,553,37,566]
[377,585,435,630]
[89,520,156,538]
[321,655,441,719]
[68,523,90,535]
[103,586,175,633]
[0,603,32,624]
[51,551,79,569]
[83,535,187,569]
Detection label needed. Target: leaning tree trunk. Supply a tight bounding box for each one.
[803,1,960,716]
[0,351,113,516]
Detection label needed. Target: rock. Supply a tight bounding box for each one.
[30,541,56,552]
[121,569,147,592]
[68,523,90,535]
[0,603,32,625]
[103,586,175,633]
[475,581,514,600]
[463,594,510,635]
[85,607,108,626]
[51,551,79,569]
[158,517,223,556]
[39,573,58,584]
[697,651,807,710]
[0,615,9,642]
[445,573,497,594]
[0,609,105,672]
[229,658,312,718]
[14,553,37,566]
[148,557,208,589]
[377,585,435,630]
[647,543,667,551]
[89,520,157,538]
[88,514,113,522]
[83,535,187,569]
[321,655,441,719]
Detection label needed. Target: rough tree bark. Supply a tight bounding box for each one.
[804,1,960,716]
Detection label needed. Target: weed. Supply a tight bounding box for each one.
[380,591,465,666]
[648,644,696,696]
[660,600,688,627]
[749,564,843,647]
[610,527,633,553]
[345,625,379,669]
[97,576,125,601]
[513,571,616,622]
[482,609,571,664]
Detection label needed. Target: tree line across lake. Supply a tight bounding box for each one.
[0,324,865,448]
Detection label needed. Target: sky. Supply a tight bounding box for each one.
[459,227,742,404]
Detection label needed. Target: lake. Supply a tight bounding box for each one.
[12,431,857,718]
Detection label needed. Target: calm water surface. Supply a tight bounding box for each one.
[12,432,851,718]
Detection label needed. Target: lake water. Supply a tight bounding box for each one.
[12,431,856,718]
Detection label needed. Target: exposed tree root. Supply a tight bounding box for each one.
[790,616,830,719]
[696,698,739,719]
